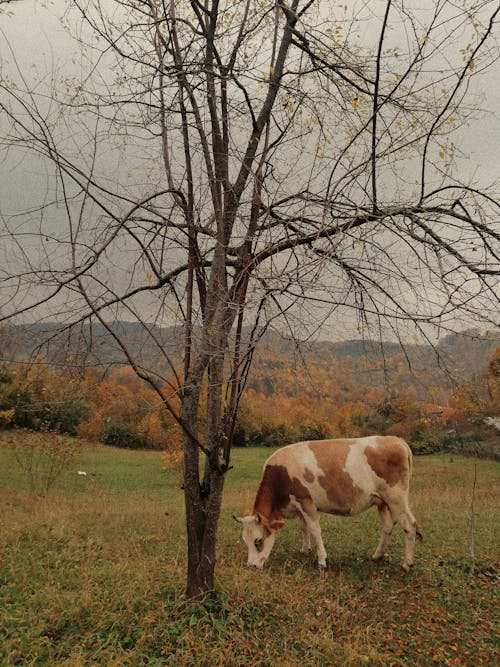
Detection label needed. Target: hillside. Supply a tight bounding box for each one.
[245,330,498,404]
[1,321,498,455]
[2,322,498,403]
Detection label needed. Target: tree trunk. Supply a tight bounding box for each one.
[181,330,229,598]
[182,405,226,599]
[184,461,225,599]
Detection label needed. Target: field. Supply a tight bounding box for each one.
[0,432,498,666]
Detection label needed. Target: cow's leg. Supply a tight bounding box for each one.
[386,499,418,571]
[299,514,312,553]
[298,500,327,568]
[372,502,395,561]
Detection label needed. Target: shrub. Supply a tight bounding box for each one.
[233,421,292,447]
[76,413,107,442]
[296,418,332,441]
[0,408,15,428]
[6,427,81,495]
[0,365,90,434]
[137,412,171,450]
[40,392,90,435]
[4,386,34,429]
[103,419,146,449]
[161,426,184,476]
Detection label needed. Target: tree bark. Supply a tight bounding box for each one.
[182,363,228,599]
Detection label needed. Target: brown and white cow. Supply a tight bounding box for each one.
[235,436,422,571]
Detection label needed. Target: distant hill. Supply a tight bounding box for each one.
[1,321,498,403]
[2,321,181,371]
[246,330,498,404]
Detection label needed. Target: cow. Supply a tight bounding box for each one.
[234,436,422,572]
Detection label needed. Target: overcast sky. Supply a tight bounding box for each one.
[1,1,499,200]
[0,0,499,341]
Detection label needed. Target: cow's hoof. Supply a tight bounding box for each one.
[402,562,414,573]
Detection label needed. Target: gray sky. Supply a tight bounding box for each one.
[1,0,499,189]
[0,0,499,341]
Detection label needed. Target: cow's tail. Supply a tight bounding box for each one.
[406,440,423,541]
[406,440,414,479]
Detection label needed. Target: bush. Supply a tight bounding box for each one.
[137,412,171,450]
[437,433,500,460]
[0,365,90,435]
[161,425,184,476]
[0,408,15,428]
[76,413,107,442]
[296,419,332,441]
[41,393,90,435]
[103,419,146,449]
[233,421,293,447]
[6,427,81,495]
[3,386,34,429]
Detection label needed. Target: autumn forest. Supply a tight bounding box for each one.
[1,324,499,461]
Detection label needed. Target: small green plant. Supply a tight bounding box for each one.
[6,427,81,495]
[103,418,146,449]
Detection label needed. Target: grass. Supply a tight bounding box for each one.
[0,431,498,666]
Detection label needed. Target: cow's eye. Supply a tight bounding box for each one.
[254,537,264,551]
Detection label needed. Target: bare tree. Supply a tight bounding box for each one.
[1,1,499,597]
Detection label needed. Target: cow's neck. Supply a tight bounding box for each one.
[253,465,281,521]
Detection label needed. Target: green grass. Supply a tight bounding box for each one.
[0,431,498,666]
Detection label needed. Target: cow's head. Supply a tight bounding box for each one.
[234,511,285,568]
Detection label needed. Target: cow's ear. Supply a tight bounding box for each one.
[270,519,285,531]
[233,515,244,524]
[255,512,262,524]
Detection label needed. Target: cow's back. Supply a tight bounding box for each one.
[264,436,412,516]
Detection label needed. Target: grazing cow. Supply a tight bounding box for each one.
[235,436,422,571]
